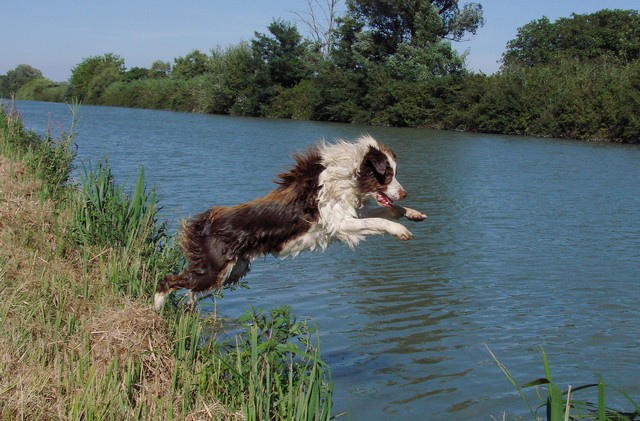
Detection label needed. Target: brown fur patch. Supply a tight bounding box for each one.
[356,146,392,195]
[158,147,326,295]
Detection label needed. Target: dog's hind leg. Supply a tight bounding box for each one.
[154,266,221,311]
[224,257,251,286]
[155,253,254,311]
[183,258,248,310]
[154,273,186,311]
[154,258,245,311]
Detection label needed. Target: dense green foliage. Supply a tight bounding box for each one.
[2,4,639,142]
[471,60,640,141]
[502,9,640,68]
[15,78,67,102]
[220,306,333,421]
[0,64,43,97]
[481,8,640,142]
[67,52,126,102]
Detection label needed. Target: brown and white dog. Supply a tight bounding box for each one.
[154,135,426,310]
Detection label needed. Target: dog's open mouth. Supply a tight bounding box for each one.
[376,191,394,207]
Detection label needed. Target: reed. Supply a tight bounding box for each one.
[222,306,333,421]
[487,345,640,421]
[68,158,181,298]
[0,102,334,420]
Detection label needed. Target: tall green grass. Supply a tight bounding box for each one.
[71,161,160,250]
[0,100,77,198]
[224,306,333,421]
[162,306,334,421]
[487,345,640,421]
[68,159,181,298]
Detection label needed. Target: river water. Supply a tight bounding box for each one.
[12,100,640,420]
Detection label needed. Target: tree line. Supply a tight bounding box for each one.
[2,2,639,143]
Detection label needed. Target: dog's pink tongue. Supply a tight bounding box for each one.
[376,192,393,207]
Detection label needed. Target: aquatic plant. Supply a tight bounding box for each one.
[487,345,640,421]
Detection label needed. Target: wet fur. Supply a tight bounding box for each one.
[154,136,425,310]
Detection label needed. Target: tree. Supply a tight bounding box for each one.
[342,0,484,60]
[68,53,125,101]
[292,0,341,59]
[385,41,466,80]
[172,50,209,79]
[0,64,43,97]
[502,9,640,68]
[150,60,171,78]
[192,43,256,115]
[252,19,311,88]
[123,67,150,82]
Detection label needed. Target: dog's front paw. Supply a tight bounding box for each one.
[390,224,413,241]
[404,207,427,222]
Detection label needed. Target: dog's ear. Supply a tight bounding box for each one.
[367,148,388,177]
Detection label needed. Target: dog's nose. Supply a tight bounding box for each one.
[399,189,407,200]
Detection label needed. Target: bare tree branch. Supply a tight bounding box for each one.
[291,0,340,59]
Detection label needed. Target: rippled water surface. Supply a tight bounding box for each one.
[15,100,640,420]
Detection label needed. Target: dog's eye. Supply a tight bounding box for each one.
[384,166,393,184]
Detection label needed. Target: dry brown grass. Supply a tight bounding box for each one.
[0,155,243,420]
[87,303,174,399]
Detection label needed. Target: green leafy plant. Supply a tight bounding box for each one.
[71,160,155,249]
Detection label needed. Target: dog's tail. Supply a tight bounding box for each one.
[178,211,209,265]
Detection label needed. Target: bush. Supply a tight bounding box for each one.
[309,67,366,123]
[101,78,196,112]
[267,80,322,120]
[463,59,640,142]
[16,78,67,102]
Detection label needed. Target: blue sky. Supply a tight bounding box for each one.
[2,0,638,81]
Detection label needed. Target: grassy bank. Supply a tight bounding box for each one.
[0,103,333,420]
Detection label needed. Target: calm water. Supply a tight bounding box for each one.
[13,100,640,420]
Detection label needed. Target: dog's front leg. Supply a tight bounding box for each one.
[401,206,427,221]
[340,217,413,240]
[359,205,427,222]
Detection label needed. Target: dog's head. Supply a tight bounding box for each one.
[357,142,407,208]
